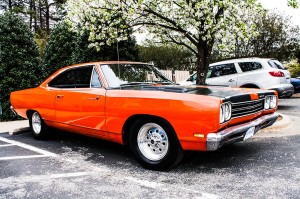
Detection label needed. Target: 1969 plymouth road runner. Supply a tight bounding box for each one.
[10,61,279,170]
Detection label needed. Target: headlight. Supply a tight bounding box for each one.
[264,95,277,110]
[220,102,232,123]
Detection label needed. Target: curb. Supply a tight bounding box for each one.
[9,127,30,136]
[268,113,292,130]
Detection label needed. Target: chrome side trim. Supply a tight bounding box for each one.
[10,106,17,115]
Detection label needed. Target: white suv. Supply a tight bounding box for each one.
[181,58,294,98]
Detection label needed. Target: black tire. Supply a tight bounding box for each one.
[29,111,49,140]
[285,93,293,98]
[129,118,184,170]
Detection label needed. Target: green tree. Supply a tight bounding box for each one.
[0,12,42,121]
[288,0,299,8]
[67,0,262,84]
[43,21,77,77]
[212,10,300,62]
[237,11,299,61]
[139,44,194,70]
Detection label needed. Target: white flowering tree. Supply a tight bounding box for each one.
[67,0,262,84]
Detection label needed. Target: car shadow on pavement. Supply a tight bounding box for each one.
[179,144,267,173]
[9,129,276,172]
[277,105,296,110]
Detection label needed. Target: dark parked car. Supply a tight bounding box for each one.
[291,78,300,93]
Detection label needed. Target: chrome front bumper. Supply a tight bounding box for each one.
[206,112,279,151]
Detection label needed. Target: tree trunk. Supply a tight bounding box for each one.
[195,43,212,85]
[39,0,43,30]
[8,0,12,9]
[45,3,50,34]
[29,0,33,30]
[33,0,37,32]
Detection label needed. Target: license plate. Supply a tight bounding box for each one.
[244,127,255,141]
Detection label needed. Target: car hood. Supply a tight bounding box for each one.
[111,84,276,103]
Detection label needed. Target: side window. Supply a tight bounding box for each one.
[209,63,237,78]
[91,67,102,88]
[238,62,262,72]
[48,65,93,88]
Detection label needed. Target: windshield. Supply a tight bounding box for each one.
[101,64,173,87]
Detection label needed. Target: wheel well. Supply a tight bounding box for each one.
[26,110,35,119]
[122,114,173,145]
[240,84,260,89]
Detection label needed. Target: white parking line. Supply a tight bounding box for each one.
[0,137,57,157]
[125,176,219,199]
[1,172,90,183]
[0,155,48,161]
[0,144,15,147]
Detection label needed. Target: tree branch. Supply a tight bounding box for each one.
[165,34,197,54]
[143,6,198,46]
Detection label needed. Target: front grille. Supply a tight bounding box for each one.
[231,99,264,118]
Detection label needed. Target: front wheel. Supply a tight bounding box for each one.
[129,119,184,170]
[29,111,49,140]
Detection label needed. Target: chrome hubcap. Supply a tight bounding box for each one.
[137,123,169,161]
[32,112,41,134]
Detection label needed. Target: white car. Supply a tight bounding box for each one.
[180,58,294,98]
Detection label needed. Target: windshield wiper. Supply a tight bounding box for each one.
[119,82,153,87]
[152,81,174,85]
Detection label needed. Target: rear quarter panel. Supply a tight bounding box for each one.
[10,87,56,121]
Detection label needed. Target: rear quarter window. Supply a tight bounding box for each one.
[238,62,262,72]
[268,60,285,70]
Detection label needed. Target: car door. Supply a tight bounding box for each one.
[48,65,107,135]
[235,61,264,88]
[206,63,238,87]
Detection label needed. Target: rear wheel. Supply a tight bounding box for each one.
[285,93,293,98]
[29,111,49,140]
[129,118,184,170]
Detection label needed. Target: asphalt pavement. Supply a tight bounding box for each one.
[0,95,300,199]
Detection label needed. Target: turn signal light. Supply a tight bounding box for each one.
[269,71,285,77]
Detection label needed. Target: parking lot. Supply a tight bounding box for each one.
[1,96,300,199]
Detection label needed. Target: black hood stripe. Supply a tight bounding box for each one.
[112,85,275,103]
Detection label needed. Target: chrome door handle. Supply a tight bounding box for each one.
[228,79,235,82]
[56,95,64,100]
[88,95,101,100]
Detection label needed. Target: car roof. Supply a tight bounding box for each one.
[59,61,151,71]
[70,61,150,67]
[210,57,276,66]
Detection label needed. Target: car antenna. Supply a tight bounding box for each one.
[117,33,121,78]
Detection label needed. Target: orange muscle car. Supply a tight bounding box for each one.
[10,61,279,170]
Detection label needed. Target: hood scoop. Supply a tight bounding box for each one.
[141,86,190,93]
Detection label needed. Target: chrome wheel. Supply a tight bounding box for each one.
[137,123,169,161]
[32,112,42,134]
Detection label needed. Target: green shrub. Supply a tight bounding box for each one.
[0,12,42,121]
[43,21,77,77]
[287,61,300,77]
[72,29,140,63]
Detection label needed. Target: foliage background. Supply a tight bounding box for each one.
[0,12,42,121]
[0,1,300,121]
